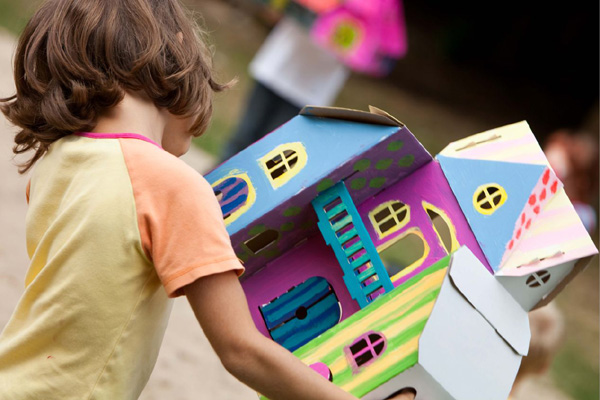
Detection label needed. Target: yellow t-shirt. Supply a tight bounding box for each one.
[0,133,243,399]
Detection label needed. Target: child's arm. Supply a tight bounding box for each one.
[184,270,359,400]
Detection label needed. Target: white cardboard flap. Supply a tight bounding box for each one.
[300,105,403,127]
[449,247,530,356]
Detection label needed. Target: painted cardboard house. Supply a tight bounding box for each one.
[205,106,598,400]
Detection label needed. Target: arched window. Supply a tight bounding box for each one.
[260,277,341,352]
[423,201,460,254]
[211,173,255,225]
[260,142,308,188]
[473,183,507,215]
[345,331,386,371]
[378,228,430,281]
[369,201,410,238]
[266,150,298,179]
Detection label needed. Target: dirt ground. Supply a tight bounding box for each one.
[0,27,579,400]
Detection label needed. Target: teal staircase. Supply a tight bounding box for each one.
[312,182,394,308]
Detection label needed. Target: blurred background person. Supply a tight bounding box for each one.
[220,0,408,160]
[544,129,599,234]
[220,15,350,160]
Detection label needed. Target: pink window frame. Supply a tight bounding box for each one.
[344,331,387,373]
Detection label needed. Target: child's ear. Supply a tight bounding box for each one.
[176,32,183,44]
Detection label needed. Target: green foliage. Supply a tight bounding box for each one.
[0,0,40,35]
[552,340,599,400]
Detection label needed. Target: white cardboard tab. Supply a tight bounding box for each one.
[300,105,403,127]
[449,247,531,356]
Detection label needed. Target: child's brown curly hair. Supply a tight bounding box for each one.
[1,0,229,173]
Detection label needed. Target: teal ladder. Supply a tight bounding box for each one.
[312,182,394,308]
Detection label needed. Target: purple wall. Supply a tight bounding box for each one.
[357,161,492,284]
[241,233,361,338]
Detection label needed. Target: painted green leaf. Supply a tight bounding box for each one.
[398,154,415,167]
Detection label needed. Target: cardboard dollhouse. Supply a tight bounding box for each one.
[206,106,598,400]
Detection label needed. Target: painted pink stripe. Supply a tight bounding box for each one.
[505,154,548,165]
[532,204,574,220]
[75,132,162,149]
[515,224,593,253]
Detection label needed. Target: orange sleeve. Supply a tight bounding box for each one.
[120,139,244,297]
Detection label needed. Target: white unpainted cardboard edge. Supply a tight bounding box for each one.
[496,259,576,311]
[448,247,531,356]
[418,254,522,400]
[300,105,403,127]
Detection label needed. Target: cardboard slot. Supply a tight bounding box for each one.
[455,134,501,151]
[244,229,279,254]
[343,170,359,181]
[517,250,565,268]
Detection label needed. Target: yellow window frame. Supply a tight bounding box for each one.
[473,183,507,215]
[259,142,308,189]
[211,172,256,226]
[422,201,460,254]
[369,200,410,239]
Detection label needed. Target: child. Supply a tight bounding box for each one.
[0,1,409,399]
